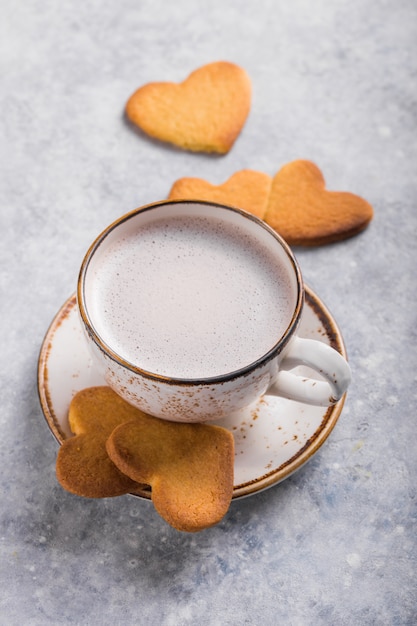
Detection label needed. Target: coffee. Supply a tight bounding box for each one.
[84,212,296,379]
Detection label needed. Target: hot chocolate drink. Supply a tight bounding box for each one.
[84,210,296,379]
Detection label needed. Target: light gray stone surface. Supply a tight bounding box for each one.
[1,1,416,624]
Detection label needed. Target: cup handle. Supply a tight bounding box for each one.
[267,337,351,406]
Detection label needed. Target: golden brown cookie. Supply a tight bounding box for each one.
[168,169,272,219]
[264,159,374,246]
[56,387,147,498]
[126,61,251,154]
[107,417,235,532]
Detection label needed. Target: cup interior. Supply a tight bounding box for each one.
[78,200,303,382]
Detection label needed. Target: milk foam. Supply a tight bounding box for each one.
[86,214,295,378]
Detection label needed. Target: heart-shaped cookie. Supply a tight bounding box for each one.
[107,417,235,532]
[56,387,147,498]
[168,169,272,219]
[264,160,374,245]
[126,61,251,154]
[168,160,373,245]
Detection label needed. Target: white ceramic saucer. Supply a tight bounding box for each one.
[38,286,347,500]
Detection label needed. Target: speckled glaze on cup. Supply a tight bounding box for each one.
[77,200,351,422]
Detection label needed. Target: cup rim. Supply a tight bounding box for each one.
[77,199,304,386]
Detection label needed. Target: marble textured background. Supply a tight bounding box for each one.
[1,0,416,624]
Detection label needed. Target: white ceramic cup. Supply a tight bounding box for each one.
[77,200,351,422]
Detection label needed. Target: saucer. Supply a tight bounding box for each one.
[38,286,347,500]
